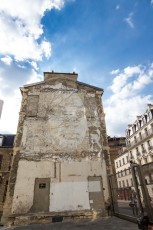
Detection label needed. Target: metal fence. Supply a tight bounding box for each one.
[108,162,153,223]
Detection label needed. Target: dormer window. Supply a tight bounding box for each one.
[127,129,131,137]
[136,122,140,130]
[142,117,146,126]
[132,124,136,133]
[144,114,148,123]
[139,120,142,128]
[148,111,152,120]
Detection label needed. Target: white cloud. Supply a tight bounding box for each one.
[110,69,120,75]
[0,65,43,133]
[110,65,142,94]
[124,12,134,29]
[0,90,21,134]
[27,61,39,71]
[0,0,64,61]
[0,0,68,134]
[1,56,13,65]
[26,70,42,85]
[104,64,153,136]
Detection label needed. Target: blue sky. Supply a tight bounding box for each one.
[0,0,153,136]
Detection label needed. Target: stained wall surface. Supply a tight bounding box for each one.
[3,73,110,224]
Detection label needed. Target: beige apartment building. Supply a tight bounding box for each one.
[126,104,153,166]
[114,104,153,201]
[0,135,15,220]
[2,72,110,226]
[108,136,126,174]
[114,148,133,200]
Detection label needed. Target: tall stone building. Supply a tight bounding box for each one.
[0,134,15,220]
[108,137,126,174]
[2,72,110,226]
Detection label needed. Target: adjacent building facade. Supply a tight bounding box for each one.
[0,135,15,219]
[114,149,133,200]
[2,72,110,226]
[108,137,126,174]
[114,104,153,201]
[126,104,153,166]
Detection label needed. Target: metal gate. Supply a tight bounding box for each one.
[109,162,153,224]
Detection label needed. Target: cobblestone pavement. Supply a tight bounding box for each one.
[0,217,138,230]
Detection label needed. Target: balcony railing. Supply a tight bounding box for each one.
[128,127,153,148]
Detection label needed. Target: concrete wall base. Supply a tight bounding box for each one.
[5,210,106,227]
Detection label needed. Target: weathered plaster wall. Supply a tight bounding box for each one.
[12,159,107,214]
[3,73,110,226]
[20,86,102,158]
[12,160,54,214]
[50,181,90,212]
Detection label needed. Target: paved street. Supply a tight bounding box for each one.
[0,217,138,230]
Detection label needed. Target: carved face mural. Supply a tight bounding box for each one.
[44,91,87,150]
[22,89,88,153]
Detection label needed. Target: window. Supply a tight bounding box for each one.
[0,155,3,169]
[122,180,125,187]
[39,183,46,189]
[139,120,142,128]
[136,147,140,156]
[144,114,148,123]
[141,144,145,152]
[142,117,146,126]
[134,136,137,143]
[132,125,136,133]
[139,132,142,140]
[119,160,121,167]
[127,129,131,137]
[129,140,131,145]
[119,181,121,188]
[122,158,125,165]
[145,128,148,136]
[147,140,151,147]
[136,147,138,152]
[126,179,129,187]
[116,162,118,168]
[148,111,152,120]
[126,156,128,163]
[27,95,39,117]
[130,151,133,158]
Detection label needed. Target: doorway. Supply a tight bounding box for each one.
[32,178,50,213]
